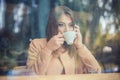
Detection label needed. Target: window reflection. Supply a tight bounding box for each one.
[0,0,6,30]
[0,0,120,75]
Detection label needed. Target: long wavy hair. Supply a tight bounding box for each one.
[46,6,77,57]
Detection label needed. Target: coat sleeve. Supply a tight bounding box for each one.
[27,39,52,75]
[77,45,101,73]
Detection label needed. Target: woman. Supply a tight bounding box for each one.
[27,6,101,75]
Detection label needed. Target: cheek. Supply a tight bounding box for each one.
[58,27,64,33]
[69,27,74,31]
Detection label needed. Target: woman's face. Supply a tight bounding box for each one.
[57,14,74,33]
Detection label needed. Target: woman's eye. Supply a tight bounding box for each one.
[69,24,74,27]
[58,23,65,27]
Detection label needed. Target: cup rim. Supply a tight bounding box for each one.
[63,31,76,34]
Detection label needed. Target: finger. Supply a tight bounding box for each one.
[74,28,80,33]
[59,38,64,42]
[74,25,80,30]
[59,41,64,45]
[74,24,80,29]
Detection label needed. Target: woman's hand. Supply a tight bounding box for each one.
[73,25,83,48]
[46,32,64,51]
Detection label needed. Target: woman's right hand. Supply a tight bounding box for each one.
[46,32,64,51]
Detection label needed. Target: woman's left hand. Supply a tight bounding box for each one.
[73,25,83,48]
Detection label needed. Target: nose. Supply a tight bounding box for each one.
[64,25,69,32]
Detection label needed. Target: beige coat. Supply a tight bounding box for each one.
[27,38,101,75]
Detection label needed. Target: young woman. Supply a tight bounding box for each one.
[27,6,101,75]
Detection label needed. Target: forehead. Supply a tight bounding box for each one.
[57,14,72,23]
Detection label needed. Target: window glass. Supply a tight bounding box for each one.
[0,0,120,75]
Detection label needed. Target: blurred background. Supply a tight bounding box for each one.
[0,0,120,75]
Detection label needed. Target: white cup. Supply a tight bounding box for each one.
[63,31,76,45]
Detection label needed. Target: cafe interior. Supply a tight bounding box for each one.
[0,0,120,80]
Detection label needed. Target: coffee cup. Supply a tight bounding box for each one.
[63,31,76,45]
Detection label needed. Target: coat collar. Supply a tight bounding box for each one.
[59,51,75,74]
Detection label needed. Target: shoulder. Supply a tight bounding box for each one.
[29,38,47,49]
[31,38,47,43]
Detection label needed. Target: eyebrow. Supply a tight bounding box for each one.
[57,22,65,25]
[58,21,73,24]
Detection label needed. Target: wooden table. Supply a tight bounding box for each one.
[0,73,120,80]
